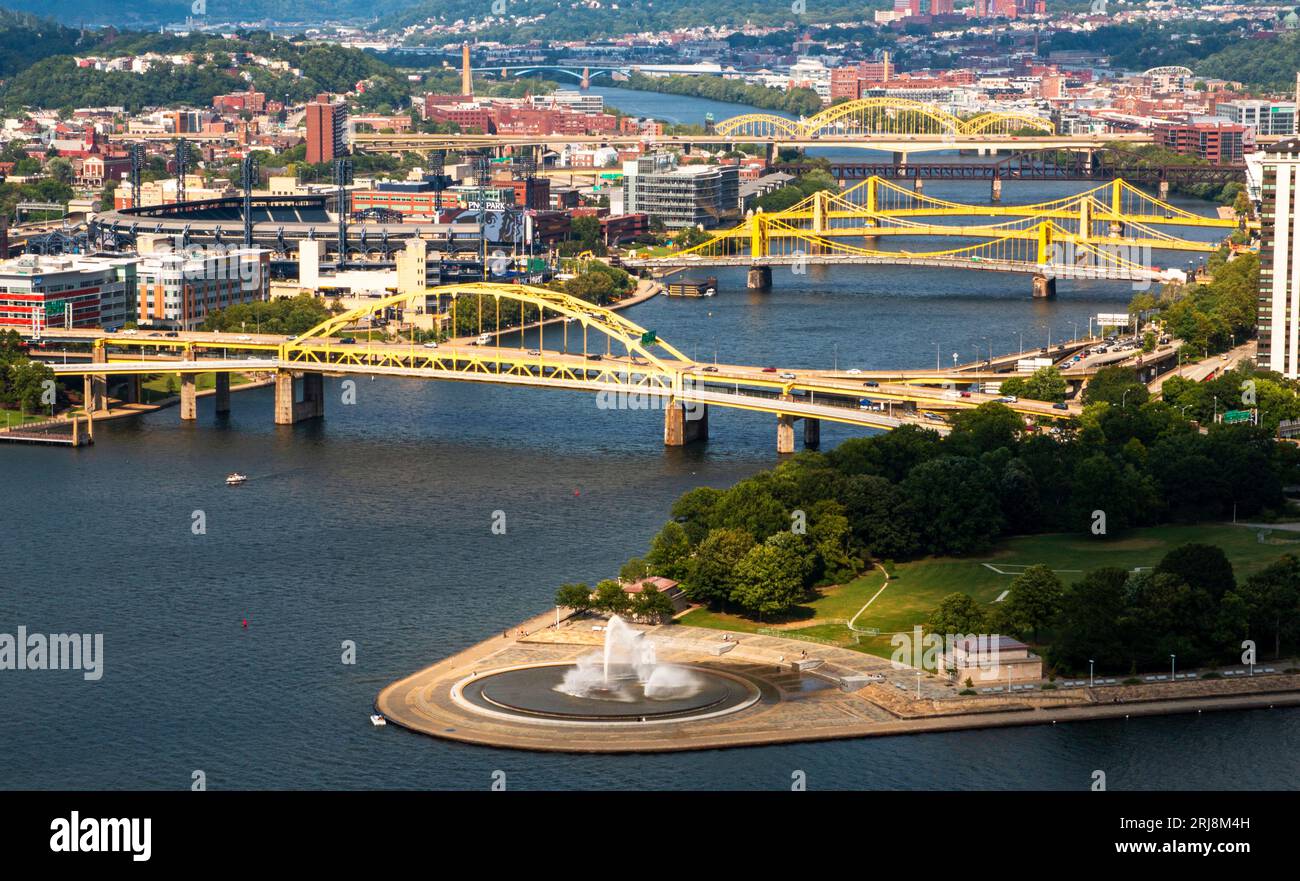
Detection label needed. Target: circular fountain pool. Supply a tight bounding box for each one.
[457,663,762,724]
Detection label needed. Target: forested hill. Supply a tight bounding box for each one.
[0,0,887,32]
[0,9,93,77]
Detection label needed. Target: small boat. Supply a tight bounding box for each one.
[369,713,387,727]
[225,473,248,486]
[703,287,717,297]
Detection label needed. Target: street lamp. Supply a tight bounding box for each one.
[1122,388,1131,409]
[1089,659,1095,688]
[1170,654,1176,680]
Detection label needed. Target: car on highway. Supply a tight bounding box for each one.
[702,365,719,372]
[960,390,972,398]
[779,372,796,380]
[923,412,945,422]
[585,353,602,361]
[338,337,356,345]
[526,349,541,356]
[1053,402,1069,410]
[846,368,862,375]
[863,380,880,387]
[762,367,777,373]
[237,335,252,341]
[122,328,138,335]
[423,341,439,348]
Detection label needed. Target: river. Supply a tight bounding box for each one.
[2,86,1294,791]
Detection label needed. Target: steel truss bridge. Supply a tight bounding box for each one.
[34,283,1097,451]
[713,97,1055,139]
[624,177,1239,284]
[779,151,1248,185]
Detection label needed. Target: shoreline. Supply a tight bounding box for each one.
[376,611,1300,754]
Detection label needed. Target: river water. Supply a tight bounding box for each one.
[2,87,1295,791]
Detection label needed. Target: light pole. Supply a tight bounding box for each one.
[1122,388,1131,409]
[1170,654,1176,680]
[1089,659,1095,688]
[935,342,940,371]
[915,670,922,698]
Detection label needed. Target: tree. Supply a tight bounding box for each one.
[646,521,693,581]
[710,479,787,540]
[1000,366,1067,403]
[900,456,1004,555]
[634,585,675,622]
[592,579,632,617]
[1082,366,1149,407]
[555,582,593,612]
[997,564,1064,642]
[926,592,991,635]
[1239,554,1300,659]
[684,527,753,608]
[1154,543,1235,601]
[729,532,810,619]
[945,403,1024,457]
[618,558,649,583]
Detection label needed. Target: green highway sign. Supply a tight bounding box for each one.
[640,330,657,346]
[1223,410,1252,425]
[46,300,66,315]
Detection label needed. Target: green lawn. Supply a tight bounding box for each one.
[682,524,1300,657]
[141,372,254,400]
[0,409,53,428]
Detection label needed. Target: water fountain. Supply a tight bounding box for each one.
[458,616,761,724]
[557,616,703,702]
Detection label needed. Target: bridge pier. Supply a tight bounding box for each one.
[991,177,1002,203]
[803,417,821,450]
[180,374,197,420]
[84,346,107,413]
[1158,180,1170,201]
[747,265,772,290]
[1032,274,1057,299]
[214,372,231,414]
[664,400,708,446]
[274,369,326,425]
[777,414,795,454]
[913,177,924,192]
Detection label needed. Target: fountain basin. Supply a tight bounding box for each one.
[457,662,761,724]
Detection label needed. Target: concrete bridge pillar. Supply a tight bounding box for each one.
[803,417,821,450]
[180,374,197,420]
[214,372,231,414]
[747,265,772,290]
[85,346,108,413]
[275,370,325,424]
[777,414,796,454]
[913,177,924,192]
[1158,180,1170,201]
[1032,274,1057,299]
[991,177,1002,203]
[663,400,708,446]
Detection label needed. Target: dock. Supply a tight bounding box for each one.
[0,415,93,446]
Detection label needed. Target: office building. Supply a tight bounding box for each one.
[623,154,739,230]
[0,255,137,331]
[136,247,269,331]
[1215,100,1297,137]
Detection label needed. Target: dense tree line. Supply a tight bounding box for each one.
[622,72,823,119]
[1131,250,1258,357]
[619,395,1300,618]
[200,293,333,336]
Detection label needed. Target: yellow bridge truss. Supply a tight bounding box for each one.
[713,98,1056,139]
[637,176,1238,274]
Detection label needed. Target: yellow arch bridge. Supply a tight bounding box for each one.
[713,97,1057,140]
[623,176,1241,294]
[36,283,1084,453]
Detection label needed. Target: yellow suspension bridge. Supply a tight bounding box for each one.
[624,176,1241,293]
[30,283,1092,453]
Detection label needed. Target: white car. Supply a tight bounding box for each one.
[237,335,253,341]
[122,328,138,335]
[846,368,862,375]
[423,341,439,348]
[779,372,796,380]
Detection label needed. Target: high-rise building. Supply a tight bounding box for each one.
[1256,138,1300,377]
[305,101,349,165]
[0,255,137,330]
